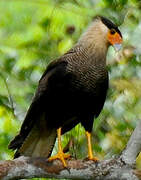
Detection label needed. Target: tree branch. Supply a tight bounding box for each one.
[0,120,141,180]
[121,120,141,166]
[0,156,139,180]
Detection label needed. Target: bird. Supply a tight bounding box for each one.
[8,16,122,167]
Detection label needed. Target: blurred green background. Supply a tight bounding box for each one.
[0,0,141,179]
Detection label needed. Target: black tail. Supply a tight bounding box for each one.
[9,112,57,158]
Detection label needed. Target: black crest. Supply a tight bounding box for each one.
[97,16,122,38]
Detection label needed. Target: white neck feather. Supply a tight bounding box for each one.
[78,19,110,57]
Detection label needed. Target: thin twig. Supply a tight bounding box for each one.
[0,73,15,115]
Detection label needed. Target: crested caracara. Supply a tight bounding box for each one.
[9,16,122,167]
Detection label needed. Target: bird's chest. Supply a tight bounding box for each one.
[68,61,108,94]
[64,63,108,116]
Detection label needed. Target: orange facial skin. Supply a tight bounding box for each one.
[108,29,122,45]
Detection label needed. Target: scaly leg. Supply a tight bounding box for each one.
[86,131,99,161]
[48,128,70,167]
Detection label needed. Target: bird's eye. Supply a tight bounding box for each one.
[110,29,116,35]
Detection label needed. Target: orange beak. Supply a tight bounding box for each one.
[108,32,122,51]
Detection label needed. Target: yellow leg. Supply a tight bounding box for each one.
[86,131,99,161]
[48,128,70,167]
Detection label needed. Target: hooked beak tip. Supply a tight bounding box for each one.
[113,43,122,52]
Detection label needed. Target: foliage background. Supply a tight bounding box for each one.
[0,0,141,179]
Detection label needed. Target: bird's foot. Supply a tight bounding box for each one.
[87,156,99,162]
[86,156,99,162]
[48,151,71,167]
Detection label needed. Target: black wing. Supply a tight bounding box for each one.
[8,59,69,150]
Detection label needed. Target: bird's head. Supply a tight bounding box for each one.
[79,16,122,53]
[100,16,122,51]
